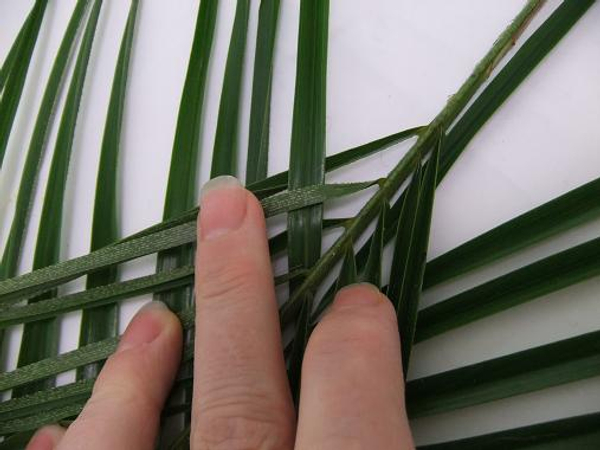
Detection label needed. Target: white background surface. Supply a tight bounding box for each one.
[1,0,599,445]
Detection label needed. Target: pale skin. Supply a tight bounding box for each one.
[27,176,414,450]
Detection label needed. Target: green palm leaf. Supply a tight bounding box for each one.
[15,0,103,397]
[245,0,280,184]
[78,0,139,380]
[0,0,90,281]
[425,176,600,288]
[210,0,249,178]
[416,236,600,343]
[157,0,218,312]
[0,0,48,167]
[407,329,600,418]
[0,7,33,94]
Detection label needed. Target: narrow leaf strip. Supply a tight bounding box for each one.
[424,176,600,288]
[0,267,194,328]
[250,126,422,192]
[416,236,600,343]
[79,0,140,380]
[0,326,195,394]
[0,182,373,303]
[16,0,103,396]
[2,337,119,392]
[0,9,33,93]
[287,292,313,404]
[0,0,48,166]
[0,0,90,280]
[417,412,600,450]
[210,0,250,177]
[0,403,84,435]
[246,0,281,183]
[407,330,600,418]
[396,139,440,373]
[359,204,387,286]
[0,379,94,421]
[157,0,218,312]
[336,243,357,291]
[287,0,329,294]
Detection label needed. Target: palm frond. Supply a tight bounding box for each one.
[280,0,545,328]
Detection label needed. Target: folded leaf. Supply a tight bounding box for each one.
[246,0,281,184]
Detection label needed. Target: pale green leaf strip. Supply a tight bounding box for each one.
[0,324,195,395]
[0,403,84,435]
[246,0,281,184]
[0,182,372,303]
[0,267,194,328]
[0,379,93,421]
[262,181,376,217]
[1,337,119,392]
[210,0,250,178]
[0,0,90,281]
[80,0,140,379]
[0,222,197,305]
[0,0,48,167]
[407,330,600,418]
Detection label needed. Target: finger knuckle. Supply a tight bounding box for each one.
[199,254,260,297]
[192,390,293,450]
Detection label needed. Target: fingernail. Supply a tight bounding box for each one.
[199,175,247,241]
[117,301,169,353]
[27,425,65,450]
[334,282,383,309]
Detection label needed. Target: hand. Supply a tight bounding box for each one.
[27,176,414,449]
